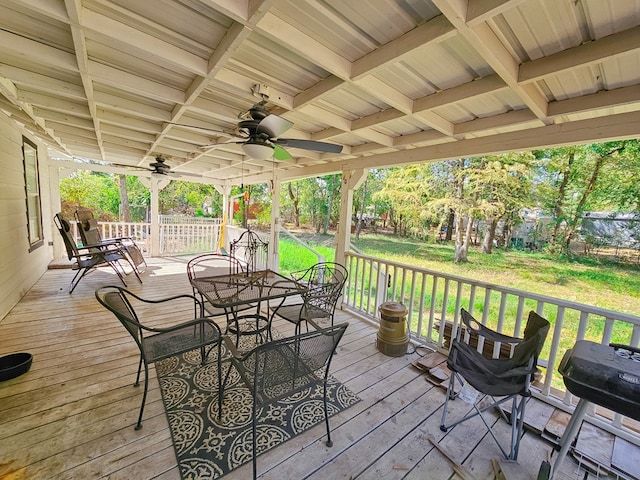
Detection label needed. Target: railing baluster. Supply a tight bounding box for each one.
[342,251,640,445]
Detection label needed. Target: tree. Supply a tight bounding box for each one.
[373,165,435,237]
[158,181,222,216]
[534,141,633,254]
[465,153,533,254]
[59,170,121,220]
[119,175,132,222]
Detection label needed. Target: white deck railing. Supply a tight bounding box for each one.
[70,219,222,256]
[343,251,640,446]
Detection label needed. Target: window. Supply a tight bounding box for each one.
[23,137,44,251]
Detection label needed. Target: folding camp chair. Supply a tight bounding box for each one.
[439,308,550,460]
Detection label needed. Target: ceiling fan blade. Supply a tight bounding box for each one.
[257,114,293,138]
[274,138,343,153]
[273,145,292,161]
[199,140,245,149]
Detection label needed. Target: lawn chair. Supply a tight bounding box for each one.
[54,213,132,293]
[95,285,222,430]
[75,208,146,278]
[220,320,348,480]
[439,308,550,460]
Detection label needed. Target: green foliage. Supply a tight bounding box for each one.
[59,170,121,220]
[159,181,222,216]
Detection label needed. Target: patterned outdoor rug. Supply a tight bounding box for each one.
[156,341,360,480]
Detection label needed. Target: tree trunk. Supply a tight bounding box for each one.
[323,175,335,234]
[562,146,621,251]
[119,175,132,222]
[454,215,468,263]
[446,209,455,241]
[288,183,300,227]
[482,218,498,253]
[551,151,573,247]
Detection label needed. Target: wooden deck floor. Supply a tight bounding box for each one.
[0,258,599,479]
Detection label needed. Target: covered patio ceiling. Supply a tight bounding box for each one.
[1,0,639,186]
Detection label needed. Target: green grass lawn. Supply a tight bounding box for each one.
[280,230,640,389]
[352,233,640,316]
[281,231,640,315]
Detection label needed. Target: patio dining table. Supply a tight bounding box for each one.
[190,269,306,344]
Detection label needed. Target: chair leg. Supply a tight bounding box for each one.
[439,371,457,431]
[510,395,527,460]
[69,268,88,293]
[252,395,258,480]
[323,379,333,447]
[134,355,143,386]
[135,361,149,430]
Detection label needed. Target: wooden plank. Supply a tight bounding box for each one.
[500,397,555,435]
[573,421,614,470]
[494,459,533,480]
[428,439,478,480]
[543,408,571,441]
[521,398,555,435]
[611,436,640,480]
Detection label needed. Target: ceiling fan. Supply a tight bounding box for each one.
[112,156,201,178]
[196,88,343,161]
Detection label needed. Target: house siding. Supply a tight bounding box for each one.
[0,111,54,322]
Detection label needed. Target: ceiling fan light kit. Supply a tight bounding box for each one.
[242,142,273,159]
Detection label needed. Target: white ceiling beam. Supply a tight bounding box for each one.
[256,12,351,80]
[89,62,185,105]
[94,92,171,122]
[548,84,640,118]
[0,65,85,101]
[519,25,640,84]
[351,15,456,80]
[81,9,207,76]
[278,110,640,181]
[433,0,550,121]
[466,0,527,25]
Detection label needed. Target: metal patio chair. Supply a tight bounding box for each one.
[439,308,550,460]
[220,320,349,480]
[229,229,269,273]
[271,262,348,335]
[187,253,255,322]
[75,208,146,278]
[95,285,222,430]
[54,212,132,293]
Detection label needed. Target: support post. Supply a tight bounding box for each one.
[335,168,367,267]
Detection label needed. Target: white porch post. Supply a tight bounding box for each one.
[215,184,232,251]
[49,165,66,259]
[335,168,367,267]
[141,176,169,257]
[269,177,281,271]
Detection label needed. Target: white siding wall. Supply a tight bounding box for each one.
[0,111,54,321]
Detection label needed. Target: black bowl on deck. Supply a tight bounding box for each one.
[0,353,33,381]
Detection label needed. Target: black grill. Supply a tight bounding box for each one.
[559,340,640,421]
